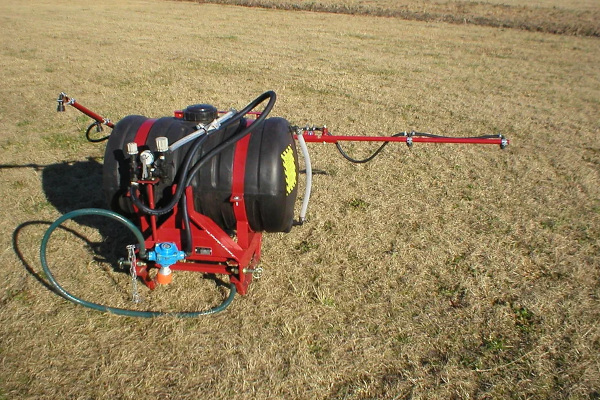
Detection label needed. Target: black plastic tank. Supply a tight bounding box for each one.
[103,112,298,233]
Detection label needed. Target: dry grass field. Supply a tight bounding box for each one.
[1,0,599,399]
[190,0,600,36]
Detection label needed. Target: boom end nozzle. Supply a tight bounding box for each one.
[56,93,66,112]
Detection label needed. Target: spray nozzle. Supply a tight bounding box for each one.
[56,93,66,112]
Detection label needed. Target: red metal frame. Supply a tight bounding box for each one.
[131,124,261,295]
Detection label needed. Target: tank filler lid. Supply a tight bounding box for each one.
[182,104,218,124]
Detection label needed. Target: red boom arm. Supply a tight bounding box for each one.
[57,92,114,128]
[295,126,508,148]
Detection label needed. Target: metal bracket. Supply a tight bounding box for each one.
[406,131,414,148]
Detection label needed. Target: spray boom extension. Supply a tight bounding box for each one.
[57,92,114,129]
[294,125,508,149]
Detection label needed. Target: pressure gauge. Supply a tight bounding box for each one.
[139,150,155,180]
[139,150,154,165]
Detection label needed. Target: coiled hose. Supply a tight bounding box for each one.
[40,208,236,317]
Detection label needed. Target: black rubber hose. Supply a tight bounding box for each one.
[179,91,277,254]
[179,91,276,253]
[129,134,209,216]
[129,90,276,254]
[184,91,277,187]
[335,131,504,163]
[129,91,276,216]
[410,131,504,139]
[85,122,111,143]
[335,132,405,164]
[181,192,193,254]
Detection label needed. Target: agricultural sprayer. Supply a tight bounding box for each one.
[42,91,508,317]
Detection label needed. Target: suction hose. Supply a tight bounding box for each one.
[40,208,236,317]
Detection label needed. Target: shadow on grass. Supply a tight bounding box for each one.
[41,157,106,212]
[8,158,138,293]
[0,157,106,212]
[41,157,137,266]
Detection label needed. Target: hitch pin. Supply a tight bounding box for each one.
[242,266,264,279]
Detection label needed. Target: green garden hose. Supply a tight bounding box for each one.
[40,208,236,317]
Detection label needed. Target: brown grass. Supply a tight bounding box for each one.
[183,0,600,36]
[1,0,599,399]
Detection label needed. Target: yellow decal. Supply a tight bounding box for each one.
[281,145,297,196]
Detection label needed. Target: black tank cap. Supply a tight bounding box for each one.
[183,104,218,124]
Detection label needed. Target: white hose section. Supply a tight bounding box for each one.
[297,133,312,222]
[168,127,206,152]
[168,110,237,153]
